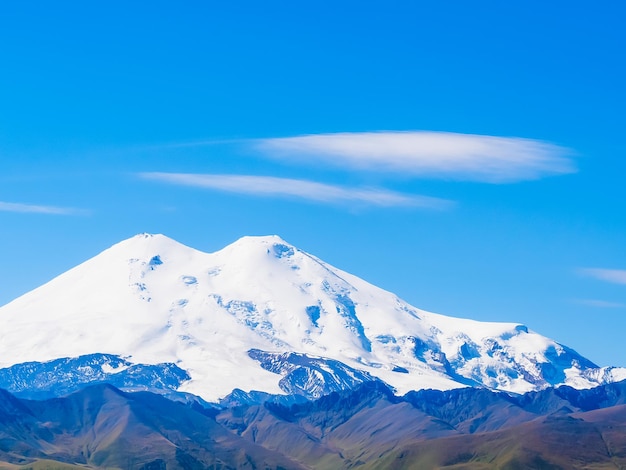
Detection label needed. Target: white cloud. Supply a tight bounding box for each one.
[139,172,453,209]
[578,268,626,285]
[573,299,625,308]
[0,201,88,215]
[255,131,576,183]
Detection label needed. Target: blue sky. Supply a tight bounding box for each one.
[1,2,625,367]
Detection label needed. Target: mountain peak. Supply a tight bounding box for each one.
[228,234,294,249]
[100,233,207,265]
[115,232,191,251]
[216,234,298,261]
[236,234,289,243]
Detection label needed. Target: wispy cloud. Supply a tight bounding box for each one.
[255,131,575,183]
[573,299,626,309]
[0,201,88,216]
[139,172,453,209]
[578,268,626,285]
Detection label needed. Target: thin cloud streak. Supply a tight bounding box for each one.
[573,299,625,309]
[139,172,454,209]
[578,268,626,285]
[0,201,88,216]
[256,131,576,183]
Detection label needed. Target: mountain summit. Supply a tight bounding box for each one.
[0,234,623,402]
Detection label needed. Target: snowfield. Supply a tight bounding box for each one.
[0,233,623,402]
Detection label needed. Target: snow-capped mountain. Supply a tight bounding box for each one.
[0,233,623,402]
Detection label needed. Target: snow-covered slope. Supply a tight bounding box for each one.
[0,234,623,401]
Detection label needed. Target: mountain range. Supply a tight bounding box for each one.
[1,380,626,469]
[0,233,624,404]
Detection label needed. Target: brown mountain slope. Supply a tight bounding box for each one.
[3,382,626,469]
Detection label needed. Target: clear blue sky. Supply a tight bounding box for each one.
[1,2,625,367]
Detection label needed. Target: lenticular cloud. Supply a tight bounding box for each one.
[256,131,575,183]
